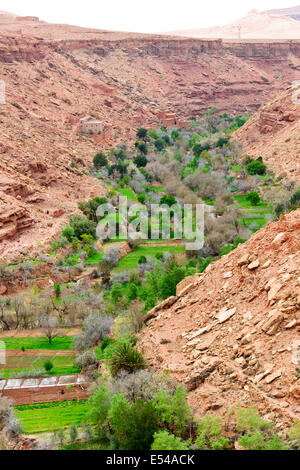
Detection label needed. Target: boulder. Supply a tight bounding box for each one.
[248,259,260,270]
[185,359,220,392]
[217,307,236,323]
[261,311,283,335]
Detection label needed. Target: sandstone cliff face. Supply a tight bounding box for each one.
[1,18,300,257]
[234,83,300,182]
[0,201,33,242]
[138,210,300,426]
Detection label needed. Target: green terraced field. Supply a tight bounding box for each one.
[1,355,75,369]
[84,253,103,265]
[146,186,164,193]
[0,354,79,379]
[233,194,270,211]
[233,194,273,232]
[1,337,73,350]
[118,186,137,200]
[16,400,89,434]
[113,245,185,271]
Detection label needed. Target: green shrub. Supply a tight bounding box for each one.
[44,360,54,372]
[289,421,300,449]
[239,431,288,450]
[128,283,138,301]
[107,341,147,376]
[159,267,185,299]
[137,194,146,204]
[111,281,123,304]
[195,415,230,450]
[69,215,96,240]
[151,431,190,450]
[78,197,108,222]
[246,191,260,206]
[69,423,78,443]
[290,190,300,206]
[62,226,75,242]
[87,385,111,435]
[111,148,128,161]
[171,130,180,141]
[160,195,176,207]
[136,128,148,140]
[100,337,114,352]
[134,154,148,167]
[93,152,108,169]
[153,386,191,437]
[246,160,266,175]
[54,283,61,298]
[108,394,158,450]
[236,406,289,450]
[192,142,210,157]
[275,203,285,218]
[215,136,229,147]
[154,138,166,152]
[135,144,148,156]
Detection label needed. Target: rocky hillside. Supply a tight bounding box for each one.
[234,83,300,182]
[138,209,300,427]
[1,13,300,258]
[167,10,300,39]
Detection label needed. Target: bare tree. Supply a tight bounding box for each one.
[40,315,59,344]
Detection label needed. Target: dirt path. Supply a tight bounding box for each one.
[5,350,75,357]
[0,327,82,338]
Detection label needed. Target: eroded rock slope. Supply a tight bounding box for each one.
[138,210,300,428]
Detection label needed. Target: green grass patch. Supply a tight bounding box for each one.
[84,253,103,265]
[118,186,137,200]
[203,198,214,206]
[1,337,73,351]
[64,254,80,267]
[0,355,75,369]
[139,239,182,245]
[16,400,89,434]
[259,174,270,181]
[95,338,116,361]
[113,246,185,272]
[243,217,267,231]
[230,165,242,173]
[233,194,269,209]
[146,186,164,193]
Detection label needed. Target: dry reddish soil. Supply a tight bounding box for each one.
[234,82,300,182]
[138,209,300,428]
[2,383,88,406]
[1,14,300,258]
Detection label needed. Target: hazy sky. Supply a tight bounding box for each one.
[1,0,298,33]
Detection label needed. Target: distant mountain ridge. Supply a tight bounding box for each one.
[266,5,300,21]
[0,10,300,258]
[165,9,300,39]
